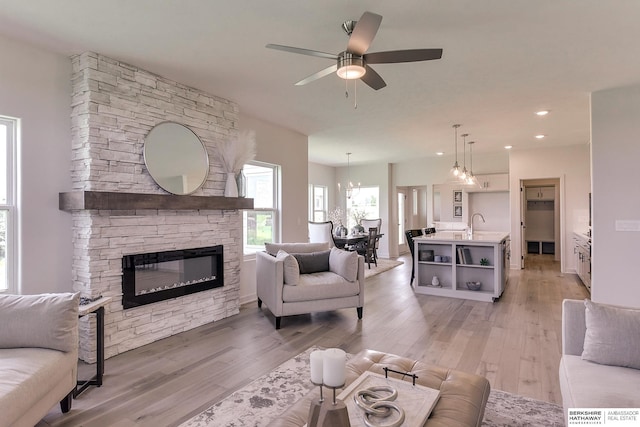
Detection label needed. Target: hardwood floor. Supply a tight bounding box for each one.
[41,253,588,427]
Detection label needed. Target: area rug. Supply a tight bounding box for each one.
[364,258,403,279]
[179,347,564,427]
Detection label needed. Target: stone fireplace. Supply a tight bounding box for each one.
[68,52,248,362]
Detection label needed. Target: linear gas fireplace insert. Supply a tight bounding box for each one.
[122,245,223,309]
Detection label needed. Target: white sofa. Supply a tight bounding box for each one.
[559,299,640,423]
[0,293,80,427]
[256,242,365,329]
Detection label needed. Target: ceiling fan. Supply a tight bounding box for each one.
[266,11,443,90]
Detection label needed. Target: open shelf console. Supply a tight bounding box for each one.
[413,234,509,302]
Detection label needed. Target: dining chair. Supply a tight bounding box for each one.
[356,227,378,269]
[361,218,382,232]
[361,218,382,260]
[405,229,424,285]
[308,221,336,247]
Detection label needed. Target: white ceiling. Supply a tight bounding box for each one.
[1,1,639,166]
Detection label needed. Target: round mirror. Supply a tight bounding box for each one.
[143,122,210,195]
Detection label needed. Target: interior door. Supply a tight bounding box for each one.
[520,181,526,269]
[398,191,407,254]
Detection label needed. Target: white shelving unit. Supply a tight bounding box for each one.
[413,234,508,302]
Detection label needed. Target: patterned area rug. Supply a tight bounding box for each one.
[364,258,403,279]
[179,347,564,427]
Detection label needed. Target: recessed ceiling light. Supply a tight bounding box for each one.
[536,110,550,116]
[504,145,513,149]
[436,152,444,156]
[535,134,545,139]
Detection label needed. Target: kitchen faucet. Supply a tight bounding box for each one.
[469,213,486,237]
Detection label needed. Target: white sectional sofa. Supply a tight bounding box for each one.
[256,242,365,329]
[559,299,640,424]
[0,293,79,427]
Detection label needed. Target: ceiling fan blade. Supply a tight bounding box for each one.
[295,64,338,86]
[364,48,443,64]
[347,11,383,56]
[360,65,386,90]
[266,44,338,60]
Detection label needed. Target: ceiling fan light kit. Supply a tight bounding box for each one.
[336,53,366,79]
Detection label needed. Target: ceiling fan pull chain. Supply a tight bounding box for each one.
[345,74,349,98]
[354,79,358,109]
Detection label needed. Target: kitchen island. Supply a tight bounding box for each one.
[413,231,510,302]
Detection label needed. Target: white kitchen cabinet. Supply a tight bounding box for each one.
[526,186,555,201]
[573,232,591,292]
[467,173,509,192]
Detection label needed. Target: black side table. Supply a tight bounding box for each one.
[75,296,111,397]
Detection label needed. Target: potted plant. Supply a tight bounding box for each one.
[351,208,367,234]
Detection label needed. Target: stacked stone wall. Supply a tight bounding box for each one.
[70,52,241,361]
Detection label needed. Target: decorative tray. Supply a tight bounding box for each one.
[336,371,440,427]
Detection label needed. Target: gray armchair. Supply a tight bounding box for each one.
[256,242,365,329]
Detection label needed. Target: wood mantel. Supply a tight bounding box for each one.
[59,191,254,211]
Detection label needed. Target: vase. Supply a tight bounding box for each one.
[236,169,246,198]
[334,224,347,237]
[225,172,238,197]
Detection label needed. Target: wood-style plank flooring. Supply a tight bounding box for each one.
[41,253,588,427]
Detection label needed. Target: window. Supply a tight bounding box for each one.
[398,192,406,245]
[0,116,16,293]
[346,186,379,229]
[309,185,328,222]
[243,162,279,255]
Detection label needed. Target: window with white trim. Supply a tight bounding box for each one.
[309,185,328,222]
[243,162,279,255]
[0,116,16,293]
[346,186,379,229]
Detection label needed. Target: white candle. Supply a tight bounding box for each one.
[322,348,346,387]
[310,350,325,384]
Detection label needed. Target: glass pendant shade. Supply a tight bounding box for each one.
[450,124,461,178]
[451,161,460,176]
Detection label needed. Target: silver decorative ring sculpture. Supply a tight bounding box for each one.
[363,402,405,427]
[354,386,405,427]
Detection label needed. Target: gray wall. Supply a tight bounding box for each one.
[509,145,591,272]
[0,34,73,294]
[591,84,640,307]
[238,114,308,304]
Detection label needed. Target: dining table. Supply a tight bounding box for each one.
[333,233,367,250]
[334,233,384,250]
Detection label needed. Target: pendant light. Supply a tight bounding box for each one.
[466,141,480,187]
[450,124,461,177]
[338,152,360,199]
[459,133,469,181]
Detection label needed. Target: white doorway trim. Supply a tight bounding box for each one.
[519,176,565,271]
